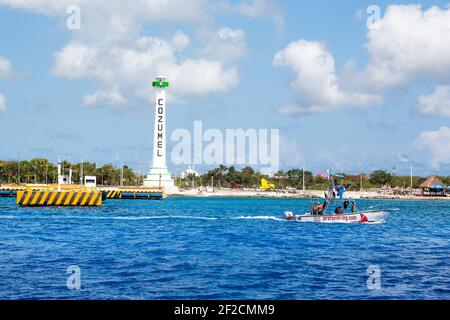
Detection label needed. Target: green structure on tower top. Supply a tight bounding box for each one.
[152,81,169,88]
[152,75,169,88]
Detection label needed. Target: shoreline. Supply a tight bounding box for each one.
[170,189,450,201]
[2,184,448,201]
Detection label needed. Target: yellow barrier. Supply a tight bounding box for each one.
[105,190,122,199]
[16,190,102,207]
[103,189,165,199]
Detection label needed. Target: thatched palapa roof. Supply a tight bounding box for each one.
[420,176,445,189]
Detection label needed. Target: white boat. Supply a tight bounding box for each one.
[284,171,389,224]
[284,209,388,223]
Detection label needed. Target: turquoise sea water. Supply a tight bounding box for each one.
[0,196,449,300]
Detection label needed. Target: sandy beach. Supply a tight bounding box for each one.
[172,188,450,200]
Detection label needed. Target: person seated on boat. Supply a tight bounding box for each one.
[343,200,349,209]
[313,202,325,215]
[319,201,327,215]
[351,201,357,213]
[312,202,322,215]
[334,206,344,214]
[311,204,316,215]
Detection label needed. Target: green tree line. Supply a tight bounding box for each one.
[179,166,449,190]
[0,158,142,186]
[1,159,448,189]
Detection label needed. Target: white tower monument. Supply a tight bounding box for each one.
[143,76,176,192]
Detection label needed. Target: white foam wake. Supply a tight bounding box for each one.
[0,215,15,219]
[233,215,283,221]
[0,215,218,221]
[113,215,218,221]
[0,214,285,221]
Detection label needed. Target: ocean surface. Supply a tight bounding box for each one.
[0,196,449,300]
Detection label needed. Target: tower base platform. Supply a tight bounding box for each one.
[143,167,179,194]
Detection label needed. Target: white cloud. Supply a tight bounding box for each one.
[364,4,450,89]
[0,0,68,14]
[53,34,238,99]
[273,39,381,115]
[0,94,6,112]
[0,0,249,108]
[52,41,114,81]
[415,127,450,168]
[0,0,210,23]
[274,4,450,116]
[164,59,238,96]
[83,88,127,107]
[0,56,12,79]
[237,0,284,32]
[0,56,11,111]
[417,85,450,117]
[198,27,247,63]
[0,0,283,36]
[171,31,190,52]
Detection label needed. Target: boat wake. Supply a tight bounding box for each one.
[368,220,386,224]
[0,214,284,221]
[233,215,284,221]
[0,215,15,219]
[113,215,218,221]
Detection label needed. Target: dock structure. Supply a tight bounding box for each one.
[2,170,166,205]
[0,188,18,197]
[0,185,27,197]
[2,184,166,203]
[16,189,102,207]
[102,187,166,200]
[0,189,16,197]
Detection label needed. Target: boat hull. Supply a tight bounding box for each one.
[284,210,388,223]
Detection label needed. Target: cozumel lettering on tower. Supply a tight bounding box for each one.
[143,76,175,190]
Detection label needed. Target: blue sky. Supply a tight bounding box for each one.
[0,0,450,176]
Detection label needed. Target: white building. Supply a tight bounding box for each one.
[181,165,199,179]
[84,176,97,188]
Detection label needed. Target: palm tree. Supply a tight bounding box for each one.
[215,165,228,188]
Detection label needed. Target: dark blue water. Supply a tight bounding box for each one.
[0,196,449,300]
